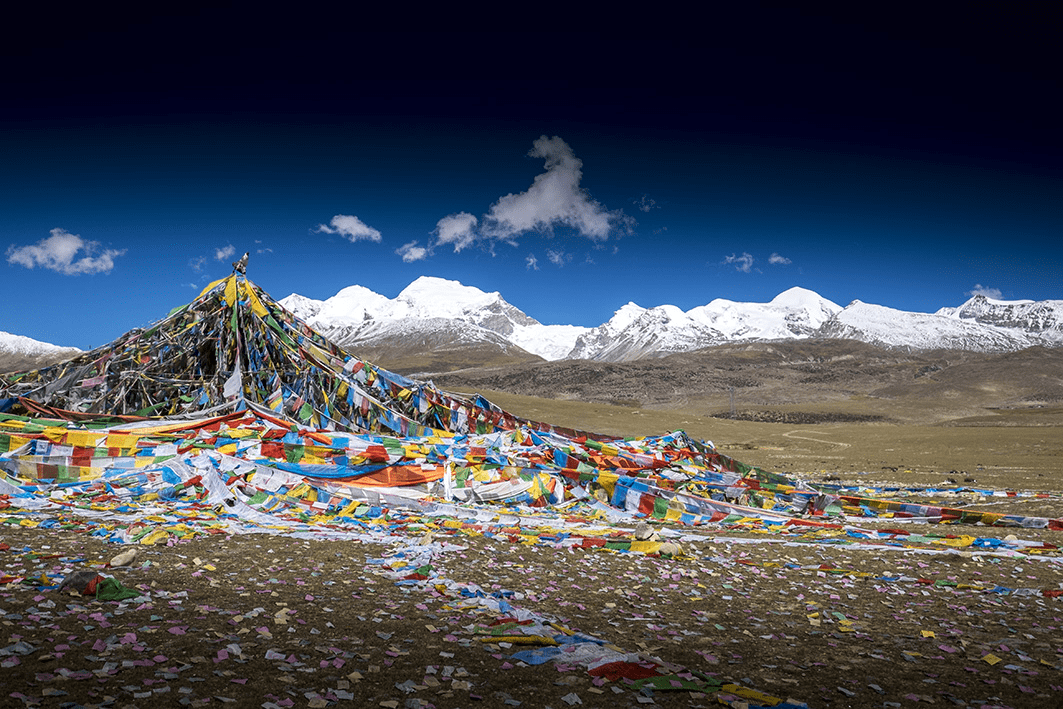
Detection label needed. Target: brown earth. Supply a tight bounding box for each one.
[426,342,1063,426]
[425,341,1063,492]
[349,340,542,377]
[0,350,82,377]
[3,505,1063,709]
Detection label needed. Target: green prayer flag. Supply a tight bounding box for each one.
[95,577,141,602]
[285,445,305,463]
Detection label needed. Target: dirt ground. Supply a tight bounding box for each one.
[2,408,1062,709]
[3,495,1063,709]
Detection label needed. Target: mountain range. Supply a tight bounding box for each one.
[278,277,1061,370]
[2,277,1060,375]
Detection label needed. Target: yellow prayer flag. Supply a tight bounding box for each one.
[139,529,170,545]
[240,281,269,317]
[595,471,619,498]
[223,275,238,306]
[42,428,68,443]
[105,434,140,449]
[65,431,103,448]
[936,535,976,548]
[198,276,229,300]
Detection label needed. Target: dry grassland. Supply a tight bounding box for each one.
[464,389,1063,493]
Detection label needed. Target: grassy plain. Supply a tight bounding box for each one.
[461,389,1063,493]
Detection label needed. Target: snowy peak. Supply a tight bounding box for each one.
[608,303,651,332]
[397,277,540,335]
[279,293,324,322]
[820,301,1037,351]
[279,279,581,361]
[936,295,1063,344]
[6,282,1059,375]
[692,288,841,338]
[0,331,80,358]
[770,286,838,311]
[0,330,81,374]
[397,277,500,316]
[568,288,843,361]
[310,285,392,327]
[275,280,1059,366]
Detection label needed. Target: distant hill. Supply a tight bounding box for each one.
[0,331,80,374]
[429,340,1063,424]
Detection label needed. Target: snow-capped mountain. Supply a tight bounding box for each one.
[818,301,1037,352]
[936,295,1063,345]
[568,287,842,361]
[281,279,1062,365]
[280,277,587,361]
[0,331,81,373]
[3,280,1060,375]
[0,331,80,358]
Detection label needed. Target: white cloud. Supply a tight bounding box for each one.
[215,244,236,261]
[968,284,1003,299]
[547,249,571,267]
[257,247,273,255]
[428,137,629,258]
[634,194,658,212]
[189,255,207,272]
[396,241,427,263]
[6,228,125,275]
[769,252,791,265]
[723,252,754,273]
[526,254,539,270]
[434,213,479,253]
[483,136,622,242]
[315,214,382,243]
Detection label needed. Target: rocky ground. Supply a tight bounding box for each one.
[3,492,1063,709]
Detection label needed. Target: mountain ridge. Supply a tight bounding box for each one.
[4,279,1060,374]
[0,331,81,374]
[277,278,1061,367]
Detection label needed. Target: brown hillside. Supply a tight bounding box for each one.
[425,340,1063,425]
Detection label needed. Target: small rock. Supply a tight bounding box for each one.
[658,541,682,557]
[634,522,658,542]
[109,547,140,568]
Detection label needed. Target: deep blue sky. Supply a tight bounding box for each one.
[2,5,1060,349]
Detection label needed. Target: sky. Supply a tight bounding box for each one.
[1,5,1060,350]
